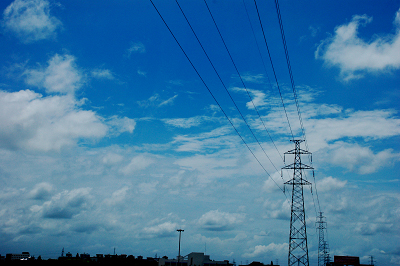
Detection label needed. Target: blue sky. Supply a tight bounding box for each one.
[0,0,399,265]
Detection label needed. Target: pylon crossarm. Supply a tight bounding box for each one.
[284,179,311,186]
[282,163,313,170]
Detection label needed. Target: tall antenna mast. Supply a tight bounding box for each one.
[316,212,330,266]
[282,139,313,266]
[177,229,184,265]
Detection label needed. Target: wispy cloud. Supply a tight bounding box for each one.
[91,69,115,80]
[137,93,178,108]
[2,0,62,43]
[126,42,145,57]
[163,116,213,129]
[159,95,178,107]
[316,8,400,81]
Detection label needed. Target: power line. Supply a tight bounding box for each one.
[241,0,285,163]
[200,0,282,174]
[252,0,294,141]
[149,0,285,194]
[273,0,322,213]
[242,0,296,189]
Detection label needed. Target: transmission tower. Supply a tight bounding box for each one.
[282,139,313,266]
[316,212,330,266]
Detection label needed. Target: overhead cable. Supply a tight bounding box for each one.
[149,0,286,194]
[273,0,321,213]
[253,0,294,141]
[200,0,282,174]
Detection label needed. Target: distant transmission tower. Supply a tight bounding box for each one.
[316,212,330,266]
[282,140,313,266]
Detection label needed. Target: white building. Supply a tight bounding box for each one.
[6,252,30,260]
[159,253,231,266]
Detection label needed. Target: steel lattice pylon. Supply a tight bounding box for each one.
[316,212,330,266]
[282,140,313,266]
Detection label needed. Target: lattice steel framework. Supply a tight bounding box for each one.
[282,140,313,266]
[316,212,330,266]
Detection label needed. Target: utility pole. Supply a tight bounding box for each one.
[316,212,330,266]
[282,140,313,266]
[177,229,184,265]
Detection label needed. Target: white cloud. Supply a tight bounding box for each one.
[316,176,347,192]
[173,126,237,152]
[107,116,136,135]
[322,143,399,174]
[241,73,265,84]
[127,42,145,57]
[91,69,115,80]
[138,181,158,195]
[232,87,269,110]
[120,155,154,175]
[102,152,124,165]
[104,186,129,206]
[263,199,290,220]
[163,116,212,128]
[262,172,283,193]
[158,95,178,107]
[29,182,53,200]
[316,8,400,80]
[137,70,147,76]
[143,221,178,238]
[2,0,62,43]
[24,54,83,95]
[243,243,288,258]
[0,90,108,152]
[34,188,92,219]
[197,210,245,231]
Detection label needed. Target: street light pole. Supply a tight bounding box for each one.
[177,229,184,266]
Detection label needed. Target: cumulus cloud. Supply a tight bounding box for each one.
[197,210,245,231]
[138,181,158,195]
[24,54,83,95]
[107,116,136,135]
[102,152,124,165]
[316,176,347,192]
[104,186,129,206]
[322,143,400,174]
[0,90,108,152]
[262,172,283,193]
[143,221,178,238]
[316,8,400,81]
[263,199,290,220]
[120,155,154,175]
[2,0,62,43]
[29,182,53,200]
[355,222,393,235]
[32,188,92,219]
[243,243,288,258]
